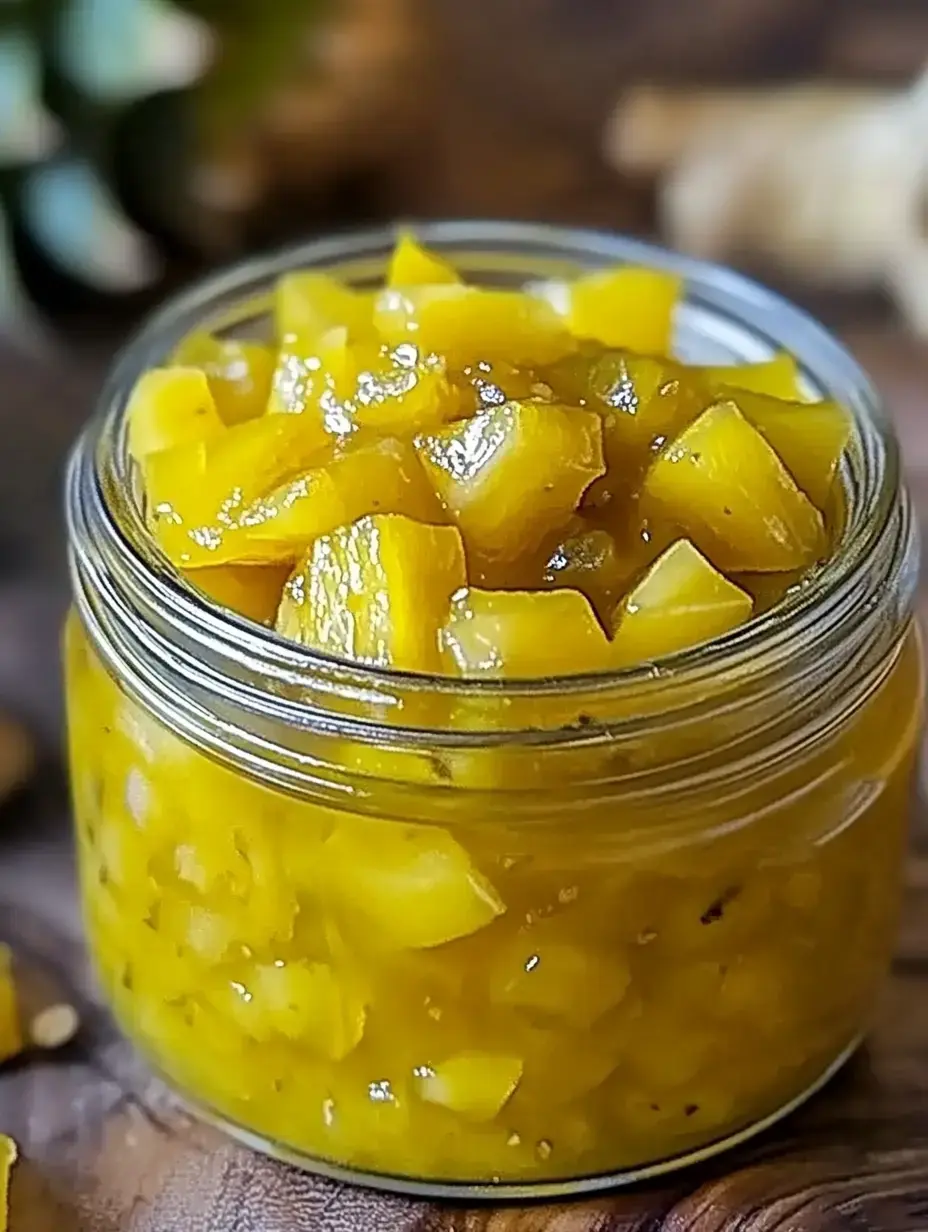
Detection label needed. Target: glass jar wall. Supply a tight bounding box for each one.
[64,223,922,1197]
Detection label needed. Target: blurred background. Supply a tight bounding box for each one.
[0,0,927,795]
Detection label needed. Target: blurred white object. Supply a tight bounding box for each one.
[55,0,213,103]
[606,70,928,334]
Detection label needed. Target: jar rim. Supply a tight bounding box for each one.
[67,219,912,733]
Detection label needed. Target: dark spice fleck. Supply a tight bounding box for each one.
[431,756,453,782]
[700,885,741,925]
[723,506,732,515]
[576,713,593,727]
[649,1103,661,1113]
[684,1103,699,1117]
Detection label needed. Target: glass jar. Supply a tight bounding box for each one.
[63,221,923,1198]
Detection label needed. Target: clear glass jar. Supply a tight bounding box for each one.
[63,221,923,1198]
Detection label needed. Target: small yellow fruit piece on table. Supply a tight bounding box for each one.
[642,400,826,572]
[387,232,461,287]
[725,388,851,509]
[0,946,21,1064]
[0,1134,15,1232]
[699,351,804,401]
[416,401,604,563]
[324,816,505,948]
[276,514,467,673]
[126,367,224,459]
[143,414,331,567]
[275,271,371,342]
[171,332,276,425]
[417,1051,523,1121]
[567,266,682,354]
[611,539,753,665]
[375,285,575,367]
[443,588,613,678]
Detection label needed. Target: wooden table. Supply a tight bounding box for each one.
[0,316,927,1230]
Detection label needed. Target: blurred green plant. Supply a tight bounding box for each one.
[0,0,328,338]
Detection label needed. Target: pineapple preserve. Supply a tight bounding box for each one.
[64,223,922,1198]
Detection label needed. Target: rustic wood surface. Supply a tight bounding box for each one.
[0,317,926,1230]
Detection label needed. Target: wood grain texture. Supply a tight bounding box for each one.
[0,321,926,1230]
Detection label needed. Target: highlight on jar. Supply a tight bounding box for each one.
[64,225,922,1196]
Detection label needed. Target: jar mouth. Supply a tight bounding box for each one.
[68,220,911,730]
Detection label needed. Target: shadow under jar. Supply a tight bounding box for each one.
[63,222,923,1198]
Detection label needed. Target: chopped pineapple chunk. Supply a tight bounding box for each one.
[184,563,291,623]
[443,588,613,678]
[324,817,505,948]
[489,930,631,1028]
[611,539,753,665]
[642,401,826,572]
[268,328,460,434]
[375,286,574,367]
[700,352,803,401]
[388,232,461,287]
[234,437,444,563]
[727,389,851,508]
[275,271,370,342]
[143,414,331,567]
[417,1052,523,1121]
[567,266,681,355]
[276,515,466,673]
[171,332,276,425]
[416,401,604,562]
[127,367,224,460]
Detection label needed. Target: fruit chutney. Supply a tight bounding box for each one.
[64,222,923,1197]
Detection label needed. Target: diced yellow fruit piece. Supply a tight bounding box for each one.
[443,588,613,678]
[171,332,276,425]
[183,563,290,623]
[223,961,366,1058]
[725,388,851,508]
[233,437,444,563]
[324,817,505,948]
[546,351,708,508]
[490,931,630,1028]
[543,526,630,620]
[611,539,753,665]
[700,352,803,400]
[418,1052,523,1121]
[375,286,574,367]
[416,401,604,562]
[143,414,330,567]
[642,401,826,572]
[0,1134,15,1231]
[388,232,461,287]
[0,946,21,1064]
[269,329,460,434]
[275,271,370,342]
[567,266,681,354]
[126,367,224,460]
[276,514,466,672]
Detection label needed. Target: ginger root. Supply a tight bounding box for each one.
[605,70,928,334]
